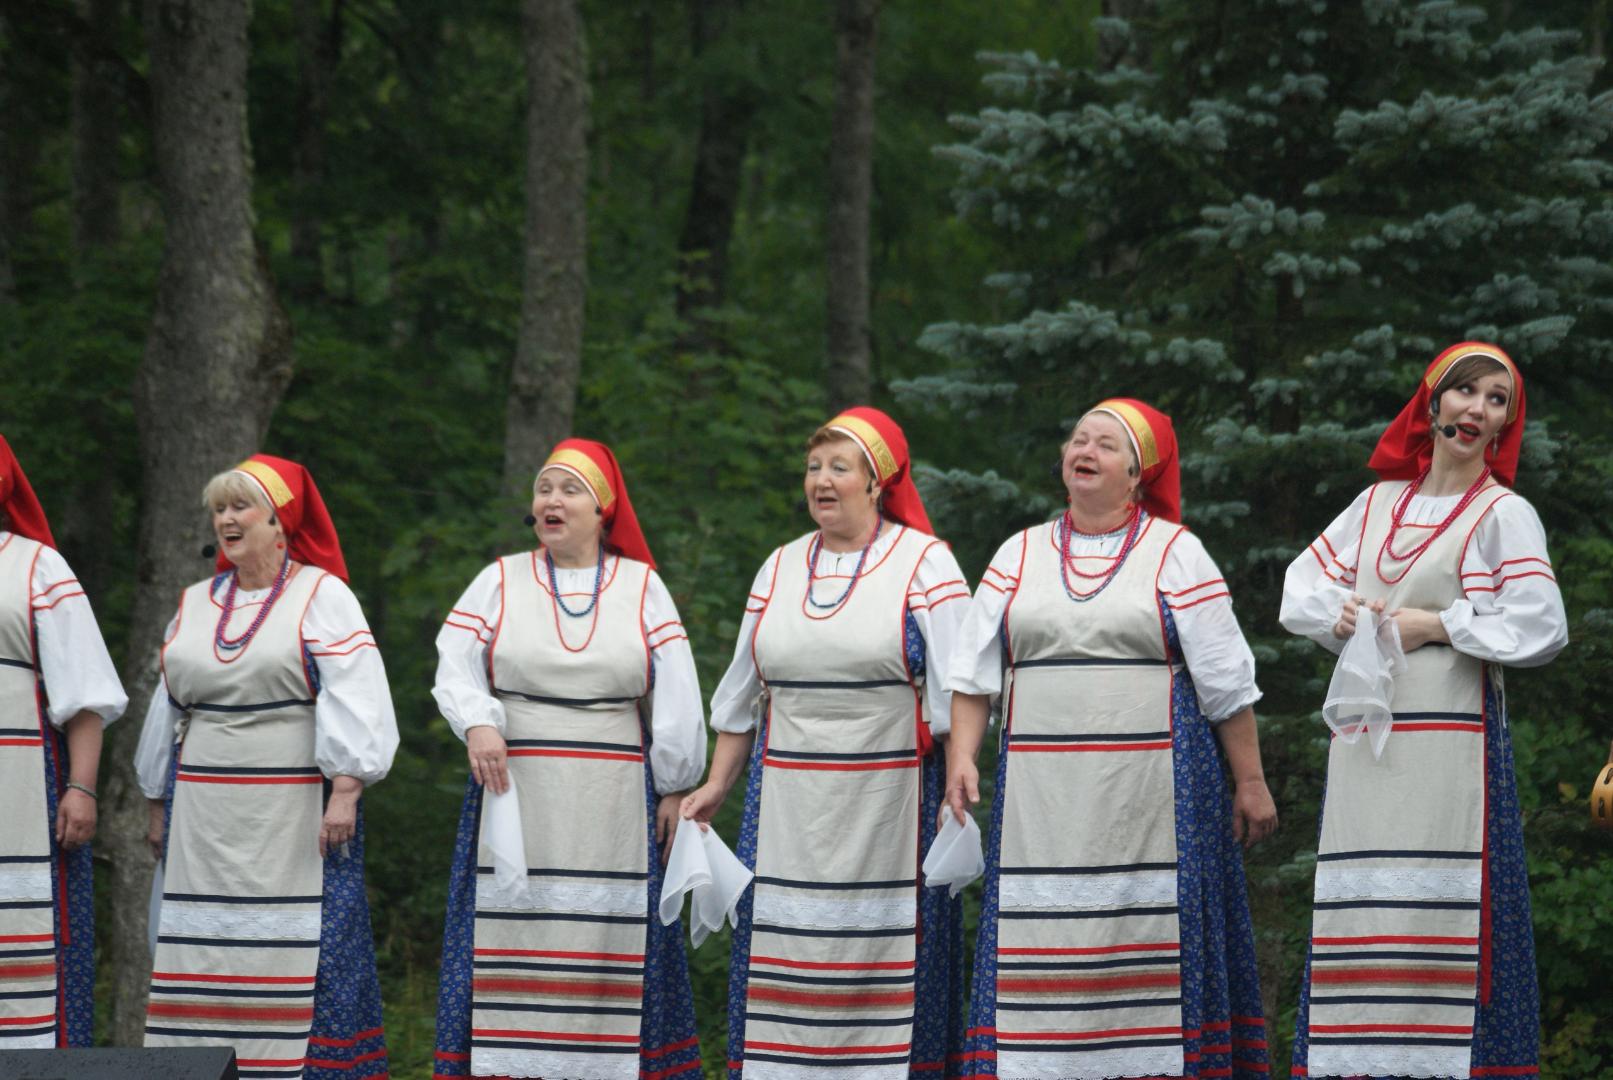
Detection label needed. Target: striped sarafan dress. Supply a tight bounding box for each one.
[430,551,704,1080]
[951,516,1269,1080]
[719,524,970,1080]
[139,566,396,1080]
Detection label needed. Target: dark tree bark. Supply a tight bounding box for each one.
[70,0,123,253]
[502,0,589,496]
[102,0,294,1044]
[674,0,755,329]
[0,6,32,303]
[289,0,343,292]
[824,0,878,411]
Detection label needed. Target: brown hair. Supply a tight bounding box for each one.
[805,426,876,480]
[1430,353,1509,413]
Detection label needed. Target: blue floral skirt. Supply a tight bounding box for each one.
[40,715,93,1047]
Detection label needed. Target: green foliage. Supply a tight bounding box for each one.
[917,1,1613,1073]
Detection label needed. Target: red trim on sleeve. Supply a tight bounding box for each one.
[1462,556,1552,579]
[31,589,86,612]
[1161,578,1225,598]
[1463,570,1556,594]
[1166,590,1231,612]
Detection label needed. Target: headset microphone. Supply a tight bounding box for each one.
[201,544,216,559]
[523,514,537,527]
[1440,424,1458,438]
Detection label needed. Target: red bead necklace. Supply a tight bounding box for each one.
[1374,466,1492,586]
[1058,504,1143,602]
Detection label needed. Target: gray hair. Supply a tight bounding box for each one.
[201,469,271,511]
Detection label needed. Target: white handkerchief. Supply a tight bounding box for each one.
[1322,609,1408,759]
[660,818,712,927]
[658,819,754,947]
[148,863,164,959]
[481,783,528,902]
[922,811,985,897]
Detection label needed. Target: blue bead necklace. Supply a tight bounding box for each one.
[546,542,606,617]
[215,556,292,655]
[807,512,882,610]
[1057,506,1143,603]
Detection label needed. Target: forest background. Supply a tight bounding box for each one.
[4,0,1613,1077]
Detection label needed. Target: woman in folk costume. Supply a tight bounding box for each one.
[1280,343,1567,1080]
[134,454,399,1080]
[0,436,127,1049]
[681,406,972,1079]
[945,399,1277,1080]
[430,438,706,1080]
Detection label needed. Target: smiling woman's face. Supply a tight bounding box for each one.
[531,466,603,555]
[211,492,278,566]
[1061,411,1139,513]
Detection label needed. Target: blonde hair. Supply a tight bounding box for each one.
[1431,353,1509,407]
[201,469,271,511]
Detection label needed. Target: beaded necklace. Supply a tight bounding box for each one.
[1057,505,1143,603]
[545,544,607,654]
[806,512,883,612]
[1374,466,1492,586]
[546,543,606,617]
[214,556,292,659]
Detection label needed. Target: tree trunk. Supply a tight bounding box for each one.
[70,0,123,254]
[289,0,343,293]
[0,7,30,304]
[824,0,878,411]
[103,0,294,1044]
[674,0,755,331]
[502,0,589,497]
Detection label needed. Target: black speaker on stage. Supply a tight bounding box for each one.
[0,1047,238,1079]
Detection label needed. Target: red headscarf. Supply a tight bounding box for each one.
[825,406,935,535]
[216,454,350,582]
[539,439,656,569]
[0,435,56,548]
[1081,398,1182,524]
[1368,342,1526,485]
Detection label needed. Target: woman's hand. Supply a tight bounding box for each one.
[1230,777,1278,848]
[466,725,510,795]
[679,782,726,829]
[944,755,980,826]
[320,776,363,857]
[146,799,166,862]
[656,792,686,865]
[55,788,96,850]
[1388,607,1449,652]
[1333,594,1386,639]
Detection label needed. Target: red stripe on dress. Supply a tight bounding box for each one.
[237,1059,307,1068]
[996,1025,1183,1042]
[0,934,54,944]
[449,609,493,630]
[0,963,56,978]
[747,986,915,1008]
[1162,579,1224,598]
[1309,969,1474,986]
[442,619,492,640]
[475,948,646,962]
[147,1002,315,1022]
[1313,934,1476,946]
[1463,571,1556,593]
[1167,590,1230,611]
[433,1050,470,1062]
[0,738,44,747]
[470,1027,639,1043]
[999,942,1178,957]
[153,971,317,985]
[31,590,85,611]
[471,977,642,998]
[1461,557,1551,579]
[1309,1023,1473,1035]
[505,749,644,763]
[1230,1016,1265,1026]
[1009,741,1173,753]
[0,1013,55,1026]
[1470,1068,1540,1076]
[744,1040,912,1056]
[751,954,915,971]
[177,772,323,784]
[313,629,373,651]
[641,1060,704,1080]
[1387,722,1484,733]
[998,973,1181,993]
[309,641,379,657]
[305,1047,388,1069]
[761,756,918,772]
[641,1035,700,1059]
[1233,1061,1270,1074]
